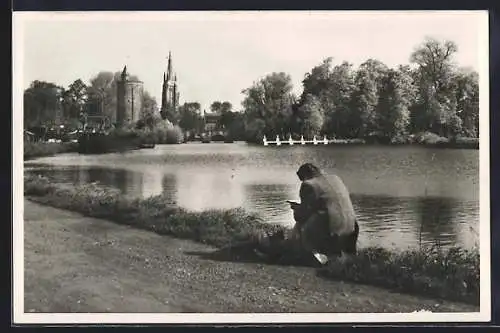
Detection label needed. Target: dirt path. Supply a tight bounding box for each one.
[23,199,478,313]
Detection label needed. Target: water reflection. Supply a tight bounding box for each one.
[175,169,245,211]
[24,144,479,251]
[353,194,421,249]
[351,194,476,249]
[161,174,178,204]
[243,183,297,227]
[415,197,457,247]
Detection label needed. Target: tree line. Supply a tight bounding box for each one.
[23,71,159,130]
[23,70,241,138]
[24,37,479,144]
[241,37,479,143]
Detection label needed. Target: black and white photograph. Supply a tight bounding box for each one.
[12,10,490,324]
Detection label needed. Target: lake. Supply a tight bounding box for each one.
[24,142,480,250]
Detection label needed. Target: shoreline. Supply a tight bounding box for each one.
[23,174,480,306]
[23,136,479,161]
[246,140,479,150]
[24,198,479,313]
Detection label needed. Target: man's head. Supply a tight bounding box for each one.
[296,163,322,181]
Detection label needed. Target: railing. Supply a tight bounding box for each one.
[262,135,331,146]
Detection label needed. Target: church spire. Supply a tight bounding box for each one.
[121,65,128,81]
[161,52,179,122]
[166,51,173,82]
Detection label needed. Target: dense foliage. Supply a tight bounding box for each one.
[240,38,479,143]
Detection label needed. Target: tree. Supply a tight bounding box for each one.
[210,101,222,113]
[87,70,140,124]
[301,59,356,138]
[24,80,64,127]
[376,67,415,139]
[60,79,88,128]
[136,92,159,130]
[349,69,379,138]
[242,72,295,140]
[178,102,204,132]
[226,111,246,140]
[302,57,335,97]
[454,69,479,137]
[208,100,229,129]
[410,37,460,136]
[358,59,390,88]
[244,118,266,143]
[410,37,458,92]
[218,101,234,129]
[347,59,390,138]
[141,91,158,118]
[87,71,114,119]
[296,94,324,138]
[220,101,232,114]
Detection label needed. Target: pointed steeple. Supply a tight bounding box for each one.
[121,65,128,81]
[166,51,173,81]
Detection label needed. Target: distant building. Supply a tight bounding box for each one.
[160,52,180,121]
[116,66,144,127]
[203,110,223,133]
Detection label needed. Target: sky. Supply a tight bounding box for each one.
[16,11,487,112]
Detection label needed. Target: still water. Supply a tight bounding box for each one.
[25,143,480,250]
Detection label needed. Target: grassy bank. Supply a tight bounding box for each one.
[24,174,479,305]
[24,142,78,160]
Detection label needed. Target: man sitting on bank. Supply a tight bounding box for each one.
[289,163,359,266]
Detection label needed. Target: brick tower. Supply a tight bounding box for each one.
[116,65,144,128]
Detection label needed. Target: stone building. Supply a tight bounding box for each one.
[203,110,223,133]
[160,52,180,121]
[116,66,144,127]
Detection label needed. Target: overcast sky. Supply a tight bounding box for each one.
[16,11,486,112]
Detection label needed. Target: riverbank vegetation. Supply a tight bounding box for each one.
[24,173,480,305]
[24,142,78,160]
[76,122,185,154]
[111,121,184,145]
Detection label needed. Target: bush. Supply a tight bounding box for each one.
[24,174,480,305]
[149,124,184,144]
[320,245,479,305]
[108,122,185,145]
[164,125,184,144]
[390,134,412,145]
